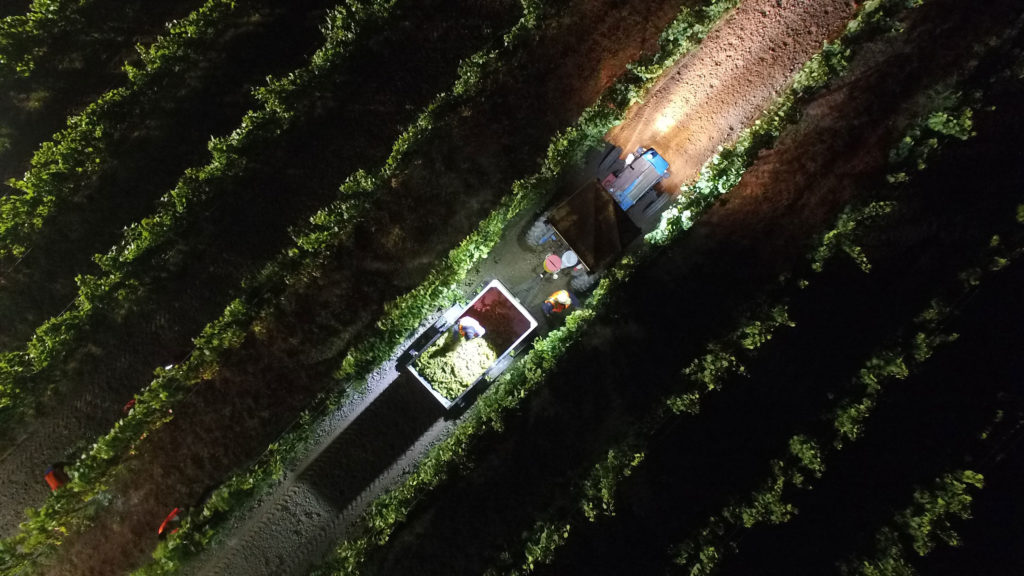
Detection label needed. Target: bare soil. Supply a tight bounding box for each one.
[608,0,856,191]
[353,1,1024,574]
[1,0,520,550]
[107,1,882,574]
[29,0,688,574]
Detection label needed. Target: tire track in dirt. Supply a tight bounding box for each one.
[195,372,451,576]
[608,0,856,192]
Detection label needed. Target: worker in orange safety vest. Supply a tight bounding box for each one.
[44,465,69,492]
[542,290,578,317]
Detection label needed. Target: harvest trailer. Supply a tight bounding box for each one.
[398,280,538,410]
[398,144,670,413]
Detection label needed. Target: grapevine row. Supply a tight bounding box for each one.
[0,0,210,182]
[0,0,409,425]
[667,66,1024,572]
[671,242,1020,575]
[0,1,539,572]
[840,388,1024,575]
[0,0,288,352]
[0,0,241,261]
[315,0,956,571]
[0,0,417,569]
[0,0,103,79]
[501,33,1023,573]
[839,469,984,576]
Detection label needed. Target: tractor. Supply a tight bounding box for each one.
[525,144,671,291]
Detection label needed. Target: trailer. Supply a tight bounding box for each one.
[396,143,671,413]
[398,279,538,411]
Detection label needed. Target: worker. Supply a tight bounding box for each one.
[43,464,69,492]
[455,316,486,340]
[543,289,578,317]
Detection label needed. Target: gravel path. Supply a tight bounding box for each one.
[608,0,856,191]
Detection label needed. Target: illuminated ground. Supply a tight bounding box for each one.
[607,0,854,192]
[171,3,869,575]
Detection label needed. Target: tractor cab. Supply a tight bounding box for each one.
[602,147,670,211]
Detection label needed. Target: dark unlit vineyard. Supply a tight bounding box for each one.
[0,0,1022,574]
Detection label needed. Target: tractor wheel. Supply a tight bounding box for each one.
[642,190,673,218]
[596,143,624,179]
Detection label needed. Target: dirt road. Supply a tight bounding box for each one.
[608,0,856,192]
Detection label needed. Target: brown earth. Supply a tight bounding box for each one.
[0,0,502,542]
[362,1,1024,573]
[608,0,856,192]
[30,0,690,575]
[184,1,896,575]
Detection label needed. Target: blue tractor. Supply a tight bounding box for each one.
[526,144,672,291]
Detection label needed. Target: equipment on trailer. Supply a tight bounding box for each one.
[527,144,671,292]
[398,280,538,411]
[397,143,674,415]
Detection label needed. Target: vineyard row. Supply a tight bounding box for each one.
[137,0,738,572]
[310,0,934,572]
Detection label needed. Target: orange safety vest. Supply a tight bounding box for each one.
[545,290,572,313]
[44,467,67,492]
